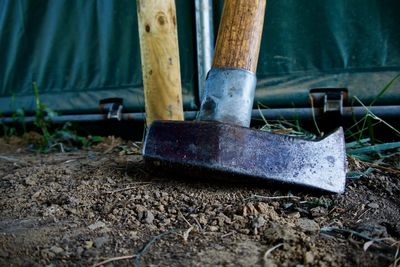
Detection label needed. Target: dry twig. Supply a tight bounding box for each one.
[193,217,203,231]
[134,229,177,267]
[182,226,193,242]
[0,155,19,162]
[103,182,152,194]
[94,255,137,267]
[221,231,235,238]
[263,243,283,263]
[95,230,177,267]
[179,212,192,228]
[245,194,301,201]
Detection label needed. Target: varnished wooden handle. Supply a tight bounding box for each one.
[137,0,184,126]
[213,0,266,73]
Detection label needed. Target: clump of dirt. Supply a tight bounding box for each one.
[0,137,399,266]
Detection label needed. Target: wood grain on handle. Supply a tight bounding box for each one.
[137,0,184,126]
[213,0,266,73]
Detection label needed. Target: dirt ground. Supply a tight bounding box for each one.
[0,135,399,267]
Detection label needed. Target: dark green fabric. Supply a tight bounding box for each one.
[0,0,399,115]
[0,0,197,115]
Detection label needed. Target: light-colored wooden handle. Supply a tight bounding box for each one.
[213,0,266,73]
[137,0,184,126]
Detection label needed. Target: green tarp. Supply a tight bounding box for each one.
[0,0,197,114]
[0,0,399,115]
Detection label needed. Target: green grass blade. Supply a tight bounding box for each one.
[347,141,400,155]
[353,96,400,136]
[369,73,400,106]
[345,138,370,149]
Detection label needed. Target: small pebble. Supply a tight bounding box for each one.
[145,211,155,224]
[84,241,93,249]
[94,236,109,248]
[287,212,301,218]
[88,221,106,230]
[310,206,327,217]
[252,216,266,229]
[367,202,379,209]
[24,176,37,186]
[209,226,219,232]
[296,218,320,234]
[76,247,84,257]
[50,246,64,254]
[304,251,314,264]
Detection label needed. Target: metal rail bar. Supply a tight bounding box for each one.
[1,106,398,124]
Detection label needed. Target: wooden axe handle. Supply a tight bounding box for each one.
[137,0,184,126]
[213,0,266,73]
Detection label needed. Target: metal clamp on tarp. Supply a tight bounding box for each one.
[309,88,348,116]
[99,98,123,121]
[309,88,348,130]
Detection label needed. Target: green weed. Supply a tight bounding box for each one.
[0,115,16,137]
[0,83,104,152]
[345,75,400,168]
[32,82,55,149]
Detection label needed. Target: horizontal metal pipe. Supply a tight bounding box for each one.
[0,106,398,124]
[342,105,399,119]
[253,105,400,120]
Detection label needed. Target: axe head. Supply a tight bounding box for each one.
[143,120,346,193]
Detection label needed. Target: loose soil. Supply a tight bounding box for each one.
[0,136,399,266]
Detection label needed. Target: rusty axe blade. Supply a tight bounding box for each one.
[143,121,346,193]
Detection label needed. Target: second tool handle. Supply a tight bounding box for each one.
[137,0,184,126]
[213,0,266,73]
